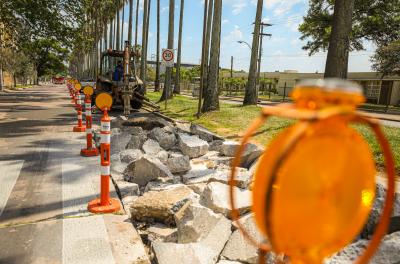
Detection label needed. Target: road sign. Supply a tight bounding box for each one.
[95,93,113,111]
[74,83,82,91]
[83,85,94,96]
[162,49,175,67]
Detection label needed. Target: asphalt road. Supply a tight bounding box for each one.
[0,85,139,264]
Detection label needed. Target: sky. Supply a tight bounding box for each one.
[118,0,376,73]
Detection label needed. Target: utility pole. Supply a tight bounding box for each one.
[230,56,233,78]
[256,23,272,99]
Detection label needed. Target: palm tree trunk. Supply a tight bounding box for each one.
[144,0,152,92]
[140,0,149,85]
[202,0,222,112]
[113,17,116,49]
[174,0,184,94]
[116,5,121,50]
[324,0,355,78]
[135,0,139,49]
[159,0,175,102]
[203,0,214,93]
[197,0,209,115]
[155,0,161,92]
[121,2,125,45]
[128,0,134,44]
[243,0,263,105]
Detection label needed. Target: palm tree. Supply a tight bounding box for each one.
[159,0,175,102]
[140,0,149,88]
[197,0,210,115]
[116,2,121,50]
[121,1,125,45]
[155,0,161,92]
[135,0,139,48]
[202,0,222,112]
[174,0,185,94]
[324,0,355,78]
[243,0,263,105]
[128,0,133,44]
[203,0,214,91]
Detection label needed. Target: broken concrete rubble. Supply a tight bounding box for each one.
[142,139,164,156]
[174,202,225,243]
[166,152,191,174]
[152,214,231,264]
[130,185,198,225]
[149,127,176,150]
[221,214,265,263]
[119,149,143,164]
[200,181,252,218]
[178,133,209,158]
[124,155,173,186]
[111,130,132,155]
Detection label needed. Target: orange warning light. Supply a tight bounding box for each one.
[95,93,113,111]
[230,79,396,264]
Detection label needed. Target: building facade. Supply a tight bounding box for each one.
[221,71,400,106]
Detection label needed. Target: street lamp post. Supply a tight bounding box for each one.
[237,40,252,51]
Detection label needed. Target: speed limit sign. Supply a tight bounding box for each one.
[162,49,175,67]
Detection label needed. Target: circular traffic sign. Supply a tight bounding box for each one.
[162,49,174,62]
[74,82,82,91]
[83,85,94,96]
[95,93,113,111]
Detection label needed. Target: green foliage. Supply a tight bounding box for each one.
[299,0,400,55]
[371,41,400,77]
[223,77,247,86]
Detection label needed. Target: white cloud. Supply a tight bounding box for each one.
[222,19,230,25]
[265,0,306,17]
[222,25,244,43]
[232,2,247,15]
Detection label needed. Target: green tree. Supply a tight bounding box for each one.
[372,41,400,77]
[23,39,68,82]
[299,0,400,55]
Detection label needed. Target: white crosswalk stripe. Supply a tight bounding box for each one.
[0,160,24,217]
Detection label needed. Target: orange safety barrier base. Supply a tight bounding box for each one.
[88,198,120,213]
[73,126,86,132]
[80,147,99,157]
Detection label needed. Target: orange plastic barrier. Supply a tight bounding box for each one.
[80,94,99,157]
[73,91,86,132]
[87,108,120,213]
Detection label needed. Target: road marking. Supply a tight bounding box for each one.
[0,160,24,217]
[62,157,98,217]
[62,157,115,264]
[63,216,115,264]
